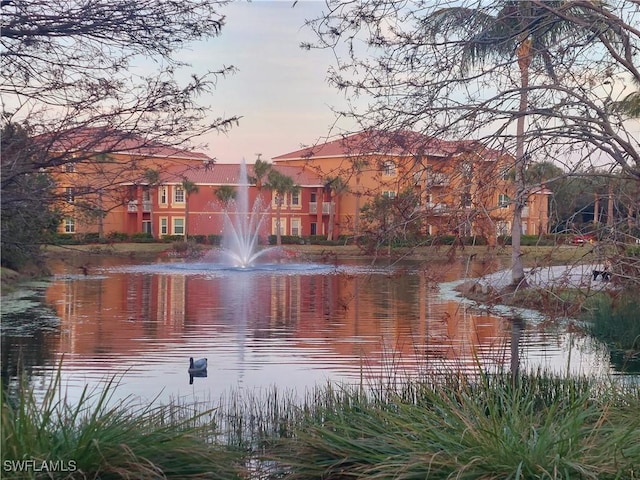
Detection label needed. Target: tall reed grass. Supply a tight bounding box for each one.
[3,367,639,479]
[587,293,640,352]
[255,371,640,479]
[1,370,246,479]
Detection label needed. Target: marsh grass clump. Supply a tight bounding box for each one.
[587,292,640,352]
[3,367,639,479]
[1,371,246,479]
[259,371,640,480]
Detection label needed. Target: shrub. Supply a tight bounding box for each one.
[52,234,81,245]
[131,232,155,243]
[268,235,304,245]
[106,231,129,242]
[207,234,222,245]
[587,293,640,352]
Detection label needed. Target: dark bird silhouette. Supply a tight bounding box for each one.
[188,357,207,374]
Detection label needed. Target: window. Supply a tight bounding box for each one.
[461,193,472,208]
[174,186,185,203]
[142,220,152,234]
[64,218,75,233]
[272,218,286,235]
[65,187,75,203]
[173,218,184,235]
[291,218,301,236]
[160,217,168,235]
[460,162,472,179]
[64,163,76,173]
[498,194,510,208]
[272,193,285,207]
[497,221,510,236]
[291,191,300,206]
[160,187,167,204]
[383,161,396,176]
[428,172,448,186]
[382,190,396,199]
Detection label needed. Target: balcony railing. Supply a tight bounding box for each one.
[309,202,335,215]
[127,200,152,212]
[424,202,449,213]
[426,173,449,187]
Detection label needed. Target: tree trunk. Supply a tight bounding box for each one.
[511,40,532,287]
[607,184,614,227]
[276,195,282,246]
[327,191,335,241]
[184,197,189,242]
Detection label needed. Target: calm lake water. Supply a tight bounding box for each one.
[0,250,623,406]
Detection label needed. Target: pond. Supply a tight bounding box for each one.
[0,250,622,406]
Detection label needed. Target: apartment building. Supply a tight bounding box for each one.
[48,128,329,239]
[273,130,551,241]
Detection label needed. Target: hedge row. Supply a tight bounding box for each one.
[52,232,612,248]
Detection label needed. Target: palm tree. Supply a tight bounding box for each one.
[614,78,640,118]
[266,169,299,246]
[181,178,199,241]
[214,184,236,208]
[324,176,348,242]
[426,1,594,286]
[250,158,272,192]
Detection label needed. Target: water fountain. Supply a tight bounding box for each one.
[219,159,273,268]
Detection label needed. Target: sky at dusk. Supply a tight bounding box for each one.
[190,1,355,163]
[185,1,639,166]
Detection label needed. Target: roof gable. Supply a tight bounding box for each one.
[273,130,505,161]
[38,127,213,162]
[158,163,325,187]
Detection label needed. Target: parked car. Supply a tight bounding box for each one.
[571,234,595,245]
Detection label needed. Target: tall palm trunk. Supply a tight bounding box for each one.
[511,39,532,287]
[276,195,283,246]
[327,190,335,241]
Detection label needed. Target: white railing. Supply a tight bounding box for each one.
[427,173,449,186]
[425,202,449,212]
[309,202,334,214]
[127,200,152,213]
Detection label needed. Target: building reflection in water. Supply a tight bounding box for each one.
[44,259,511,385]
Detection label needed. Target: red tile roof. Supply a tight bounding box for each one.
[158,163,325,187]
[273,130,504,161]
[38,127,213,162]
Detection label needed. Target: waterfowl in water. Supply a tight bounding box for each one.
[188,357,208,373]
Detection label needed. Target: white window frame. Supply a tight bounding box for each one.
[172,217,185,235]
[498,193,510,208]
[174,186,185,204]
[272,218,286,236]
[64,218,75,233]
[382,190,397,199]
[383,160,396,176]
[160,186,168,205]
[290,191,300,207]
[160,217,168,235]
[291,218,301,236]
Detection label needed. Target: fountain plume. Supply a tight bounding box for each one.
[220,159,271,268]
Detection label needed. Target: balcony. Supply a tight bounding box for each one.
[309,202,335,215]
[127,200,152,213]
[424,202,449,213]
[426,173,449,187]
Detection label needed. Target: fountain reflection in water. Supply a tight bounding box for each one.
[219,159,273,268]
